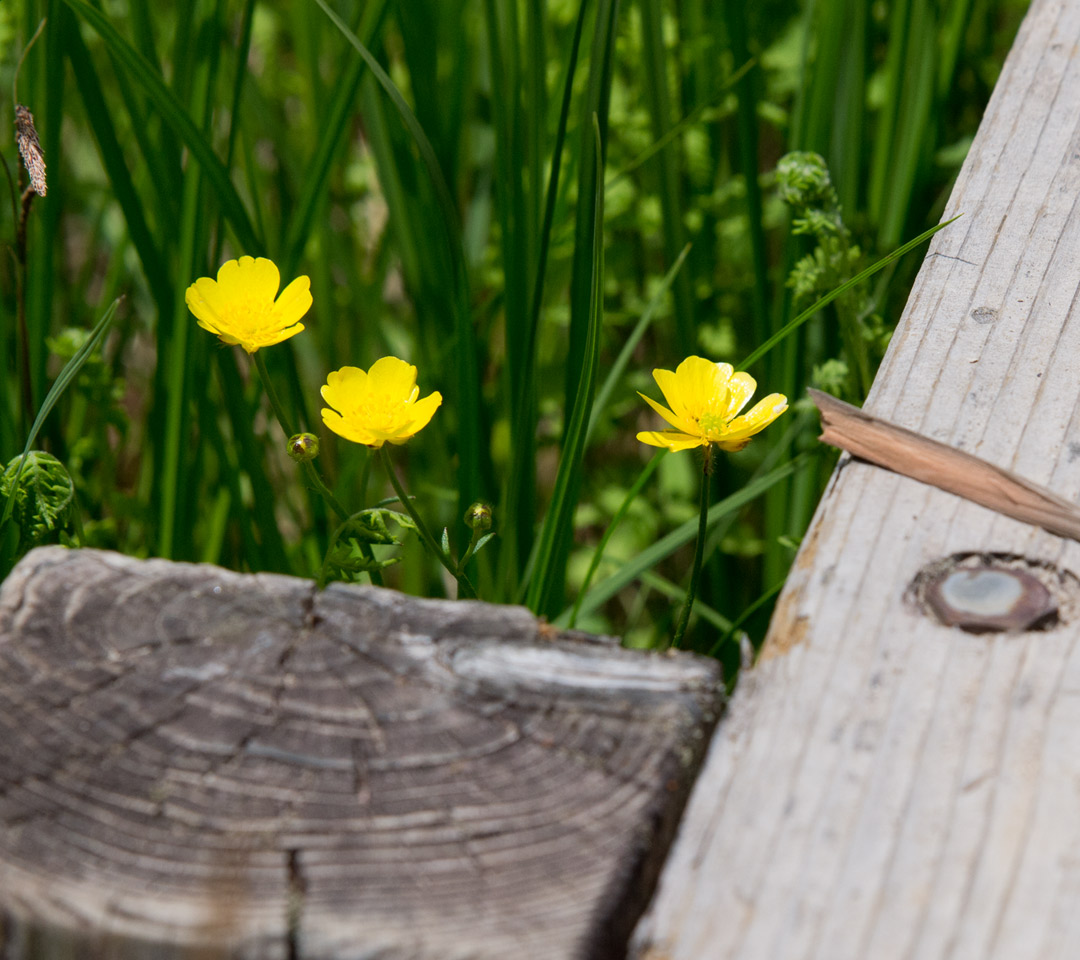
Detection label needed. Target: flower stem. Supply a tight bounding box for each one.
[252,351,347,518]
[456,526,485,575]
[379,446,477,599]
[672,446,713,649]
[251,350,382,585]
[252,350,296,437]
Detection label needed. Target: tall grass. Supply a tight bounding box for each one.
[0,0,1026,656]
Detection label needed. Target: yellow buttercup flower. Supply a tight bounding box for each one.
[637,356,787,452]
[185,256,311,354]
[321,357,442,448]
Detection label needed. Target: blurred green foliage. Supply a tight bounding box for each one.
[0,0,1028,659]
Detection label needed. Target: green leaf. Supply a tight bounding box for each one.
[1,452,75,545]
[2,299,119,530]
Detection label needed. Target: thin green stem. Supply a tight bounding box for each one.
[671,446,712,649]
[252,350,345,517]
[300,459,349,522]
[379,446,477,599]
[252,350,296,438]
[456,525,486,574]
[251,349,382,584]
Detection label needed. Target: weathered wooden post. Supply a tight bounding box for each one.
[0,547,721,959]
[631,0,1080,957]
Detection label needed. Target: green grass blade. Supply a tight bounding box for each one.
[484,0,533,584]
[881,0,937,246]
[564,0,619,420]
[214,350,291,571]
[502,0,589,590]
[588,242,691,440]
[60,0,262,254]
[555,454,810,627]
[867,0,912,226]
[311,0,466,292]
[605,57,754,187]
[24,13,66,416]
[722,0,769,348]
[738,215,960,372]
[526,117,607,616]
[483,0,529,421]
[158,14,220,560]
[640,570,733,632]
[568,449,665,627]
[62,11,171,315]
[639,0,694,352]
[282,0,392,277]
[707,578,786,657]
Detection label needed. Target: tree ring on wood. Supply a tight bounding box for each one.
[907,553,1080,633]
[0,547,724,960]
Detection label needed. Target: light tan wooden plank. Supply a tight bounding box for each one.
[631,1,1080,958]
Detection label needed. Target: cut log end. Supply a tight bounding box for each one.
[0,547,723,960]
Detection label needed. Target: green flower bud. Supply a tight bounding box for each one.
[776,151,837,211]
[464,501,493,532]
[287,433,320,462]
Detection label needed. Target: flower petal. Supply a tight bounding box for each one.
[367,356,417,401]
[721,393,789,441]
[185,277,228,330]
[404,390,443,435]
[322,407,377,446]
[251,322,304,352]
[637,429,706,451]
[273,275,313,327]
[639,392,699,436]
[218,255,280,302]
[320,366,368,413]
[658,357,733,420]
[714,437,753,452]
[722,371,757,419]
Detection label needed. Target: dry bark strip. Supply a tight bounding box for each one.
[632,0,1080,958]
[0,547,722,960]
[810,388,1080,543]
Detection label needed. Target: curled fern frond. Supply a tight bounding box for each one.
[1,452,75,546]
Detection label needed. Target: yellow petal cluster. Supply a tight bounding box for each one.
[321,357,442,448]
[637,356,787,452]
[185,256,311,354]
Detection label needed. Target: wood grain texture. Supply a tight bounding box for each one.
[631,1,1080,958]
[0,547,722,960]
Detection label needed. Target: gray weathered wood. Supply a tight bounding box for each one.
[631,1,1080,957]
[0,546,721,960]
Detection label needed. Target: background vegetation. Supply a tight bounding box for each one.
[0,0,1028,670]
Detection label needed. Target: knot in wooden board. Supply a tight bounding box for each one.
[0,548,721,960]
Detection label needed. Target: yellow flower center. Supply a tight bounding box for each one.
[351,394,404,434]
[221,298,273,336]
[697,410,730,438]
